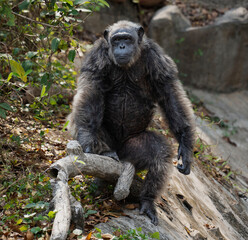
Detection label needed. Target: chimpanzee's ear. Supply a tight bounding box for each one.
[104,29,109,41]
[137,26,144,44]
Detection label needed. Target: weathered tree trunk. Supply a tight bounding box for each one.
[48,140,137,240]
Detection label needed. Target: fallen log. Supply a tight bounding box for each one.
[50,173,71,240]
[48,140,136,240]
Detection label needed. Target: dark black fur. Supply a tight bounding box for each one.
[68,21,195,225]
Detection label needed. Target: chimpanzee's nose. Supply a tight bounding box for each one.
[120,44,125,49]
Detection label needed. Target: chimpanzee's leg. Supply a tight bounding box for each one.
[118,131,173,225]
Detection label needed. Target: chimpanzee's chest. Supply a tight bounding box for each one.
[102,70,155,142]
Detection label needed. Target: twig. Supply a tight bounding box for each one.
[12,11,59,28]
[0,176,25,195]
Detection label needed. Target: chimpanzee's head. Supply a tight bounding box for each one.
[104,21,144,67]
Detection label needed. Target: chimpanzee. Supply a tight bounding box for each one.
[68,21,195,225]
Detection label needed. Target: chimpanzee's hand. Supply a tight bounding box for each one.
[83,139,98,153]
[102,151,120,161]
[77,130,98,153]
[177,144,191,175]
[139,200,158,225]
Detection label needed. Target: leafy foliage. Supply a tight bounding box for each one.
[92,227,160,240]
[0,173,53,237]
[0,0,108,120]
[0,0,112,238]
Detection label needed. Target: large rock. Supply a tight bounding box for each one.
[148,6,191,57]
[96,161,248,239]
[149,6,248,92]
[188,88,248,178]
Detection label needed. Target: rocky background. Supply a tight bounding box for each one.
[76,1,248,239]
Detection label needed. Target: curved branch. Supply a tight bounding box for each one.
[12,11,59,28]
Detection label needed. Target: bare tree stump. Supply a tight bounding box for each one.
[48,140,137,240]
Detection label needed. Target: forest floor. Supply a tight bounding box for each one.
[1,93,247,239]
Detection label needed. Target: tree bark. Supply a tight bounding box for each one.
[48,140,137,240]
[49,140,136,199]
[50,172,71,240]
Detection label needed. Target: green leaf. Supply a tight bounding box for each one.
[95,228,102,233]
[70,9,79,15]
[40,85,47,98]
[41,73,49,85]
[24,203,36,209]
[3,5,15,26]
[0,103,13,111]
[65,0,73,6]
[51,38,60,52]
[62,120,69,132]
[77,160,85,165]
[7,72,13,82]
[176,37,185,44]
[19,0,30,10]
[48,211,56,219]
[95,233,102,238]
[74,0,85,4]
[68,49,76,62]
[19,225,28,232]
[0,108,6,119]
[198,49,203,56]
[225,171,233,178]
[30,227,41,234]
[16,219,23,225]
[22,60,34,72]
[84,210,97,218]
[70,39,77,47]
[24,69,32,76]
[13,48,20,55]
[13,72,20,78]
[49,97,57,105]
[98,0,110,7]
[10,60,27,82]
[150,232,160,239]
[26,51,38,58]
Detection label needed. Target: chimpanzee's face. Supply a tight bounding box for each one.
[110,30,136,66]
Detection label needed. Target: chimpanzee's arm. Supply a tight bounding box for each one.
[68,39,111,153]
[146,42,195,174]
[158,78,194,174]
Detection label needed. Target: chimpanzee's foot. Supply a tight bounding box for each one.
[139,199,158,225]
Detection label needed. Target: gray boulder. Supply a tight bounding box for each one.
[149,6,248,92]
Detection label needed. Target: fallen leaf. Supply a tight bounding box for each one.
[86,231,92,240]
[102,233,113,239]
[124,203,138,210]
[204,223,210,229]
[113,229,122,237]
[26,230,34,240]
[184,226,191,235]
[103,201,112,209]
[222,137,237,146]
